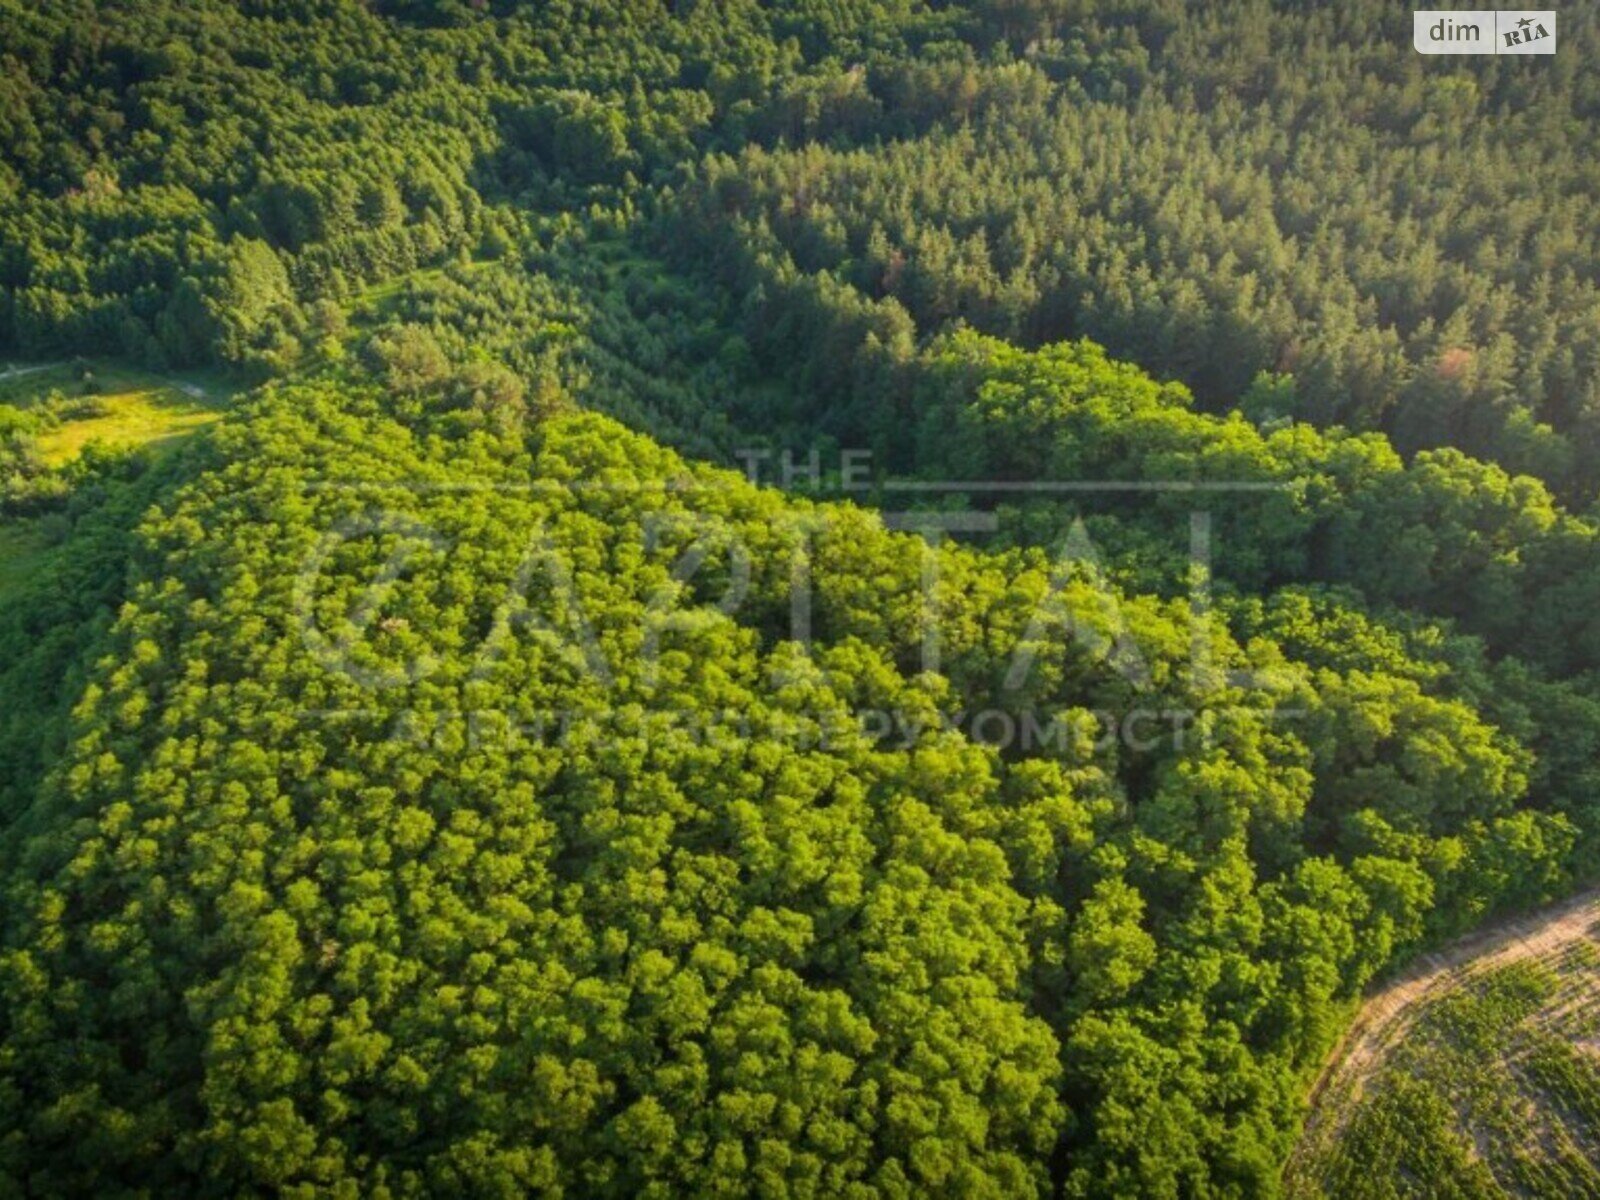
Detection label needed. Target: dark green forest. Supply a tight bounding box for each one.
[1,1,1598,1196]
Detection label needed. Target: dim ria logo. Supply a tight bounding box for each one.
[1414,10,1556,54]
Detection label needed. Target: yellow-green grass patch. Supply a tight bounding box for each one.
[1,362,228,467]
[36,384,224,466]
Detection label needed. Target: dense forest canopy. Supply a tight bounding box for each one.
[1,1,1598,1196]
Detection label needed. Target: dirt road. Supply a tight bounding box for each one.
[1285,885,1600,1186]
